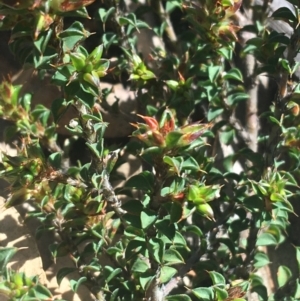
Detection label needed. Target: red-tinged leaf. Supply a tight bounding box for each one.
[137,114,159,130]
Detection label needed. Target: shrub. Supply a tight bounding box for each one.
[1,0,300,300]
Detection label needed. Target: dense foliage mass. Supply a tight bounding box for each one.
[1,0,300,300]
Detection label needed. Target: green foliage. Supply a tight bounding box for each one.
[1,0,300,300]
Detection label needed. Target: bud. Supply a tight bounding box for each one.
[11,273,24,288]
[159,109,176,136]
[171,192,185,202]
[152,131,166,147]
[70,52,87,72]
[49,0,95,12]
[196,203,215,220]
[178,122,212,145]
[218,23,241,42]
[83,71,100,88]
[87,45,104,65]
[137,114,159,131]
[34,12,54,40]
[5,188,34,208]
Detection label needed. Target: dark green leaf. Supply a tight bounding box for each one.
[125,239,147,260]
[125,171,154,192]
[184,225,203,237]
[214,287,228,301]
[169,202,183,223]
[156,218,176,241]
[122,200,144,214]
[51,98,70,123]
[272,7,297,23]
[48,152,62,169]
[57,267,77,286]
[0,247,18,272]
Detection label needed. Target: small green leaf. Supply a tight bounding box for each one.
[131,257,149,273]
[227,93,249,106]
[141,209,157,229]
[98,7,116,24]
[149,238,164,264]
[87,45,104,64]
[139,271,155,290]
[165,131,184,148]
[182,156,200,171]
[253,252,270,268]
[277,265,292,288]
[188,185,220,204]
[256,233,278,246]
[208,65,221,83]
[163,156,182,175]
[59,21,91,51]
[214,287,228,301]
[185,225,203,237]
[163,248,185,265]
[208,271,226,286]
[119,16,135,27]
[28,284,53,298]
[207,107,224,121]
[192,287,214,301]
[270,192,286,202]
[166,80,179,91]
[104,266,122,283]
[69,52,86,71]
[223,68,243,82]
[160,266,177,283]
[70,277,87,293]
[141,70,156,80]
[0,247,18,272]
[173,231,187,245]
